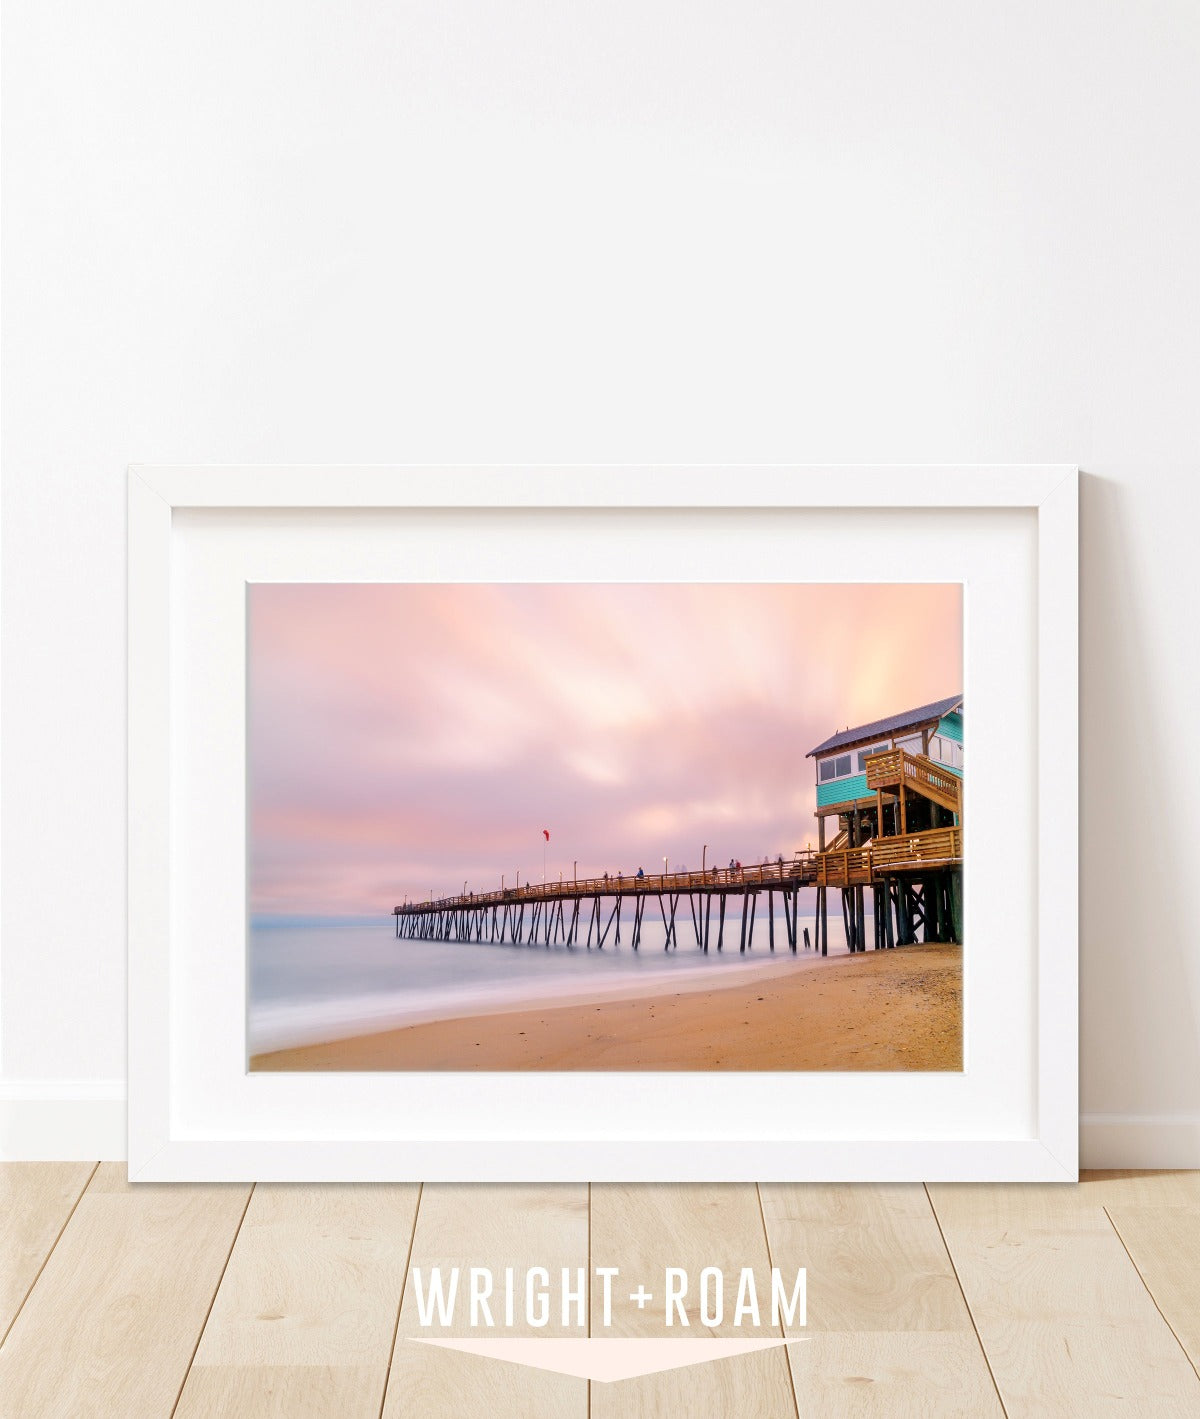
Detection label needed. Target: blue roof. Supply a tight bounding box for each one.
[807,695,963,758]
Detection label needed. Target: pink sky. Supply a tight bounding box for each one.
[249,584,961,916]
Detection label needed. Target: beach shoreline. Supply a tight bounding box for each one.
[250,941,962,1072]
[249,947,835,1055]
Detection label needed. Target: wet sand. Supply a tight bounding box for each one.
[251,942,962,1072]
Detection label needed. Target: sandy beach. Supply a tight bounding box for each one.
[251,942,962,1072]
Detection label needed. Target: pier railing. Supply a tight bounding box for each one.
[814,826,963,888]
[395,826,964,917]
[864,748,962,814]
[396,856,820,915]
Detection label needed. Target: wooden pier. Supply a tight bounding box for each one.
[395,741,964,957]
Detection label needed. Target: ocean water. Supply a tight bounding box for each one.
[248,903,860,1054]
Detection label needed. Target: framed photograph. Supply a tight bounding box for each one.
[128,466,1077,1181]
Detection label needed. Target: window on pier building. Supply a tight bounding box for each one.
[857,742,890,771]
[894,733,924,756]
[818,753,853,782]
[929,734,964,769]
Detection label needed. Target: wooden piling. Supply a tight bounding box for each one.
[819,885,828,956]
[949,869,963,943]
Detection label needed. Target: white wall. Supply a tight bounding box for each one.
[3,1,1198,1163]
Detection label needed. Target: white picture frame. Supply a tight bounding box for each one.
[128,466,1077,1182]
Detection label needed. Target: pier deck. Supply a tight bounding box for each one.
[394,825,962,955]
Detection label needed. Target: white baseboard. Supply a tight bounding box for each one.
[1081,1114,1200,1170]
[2,1084,1197,1171]
[0,1080,126,1160]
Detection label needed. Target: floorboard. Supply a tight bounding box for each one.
[0,1163,251,1419]
[175,1365,384,1418]
[589,1183,796,1419]
[382,1183,589,1419]
[1105,1205,1200,1378]
[928,1181,1200,1417]
[175,1182,421,1418]
[1078,1170,1200,1209]
[0,1161,95,1344]
[760,1182,1003,1416]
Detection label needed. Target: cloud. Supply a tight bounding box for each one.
[249,584,961,913]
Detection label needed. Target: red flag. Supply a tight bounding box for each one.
[543,829,550,841]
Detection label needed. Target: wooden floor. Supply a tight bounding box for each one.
[2,1169,1198,1416]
